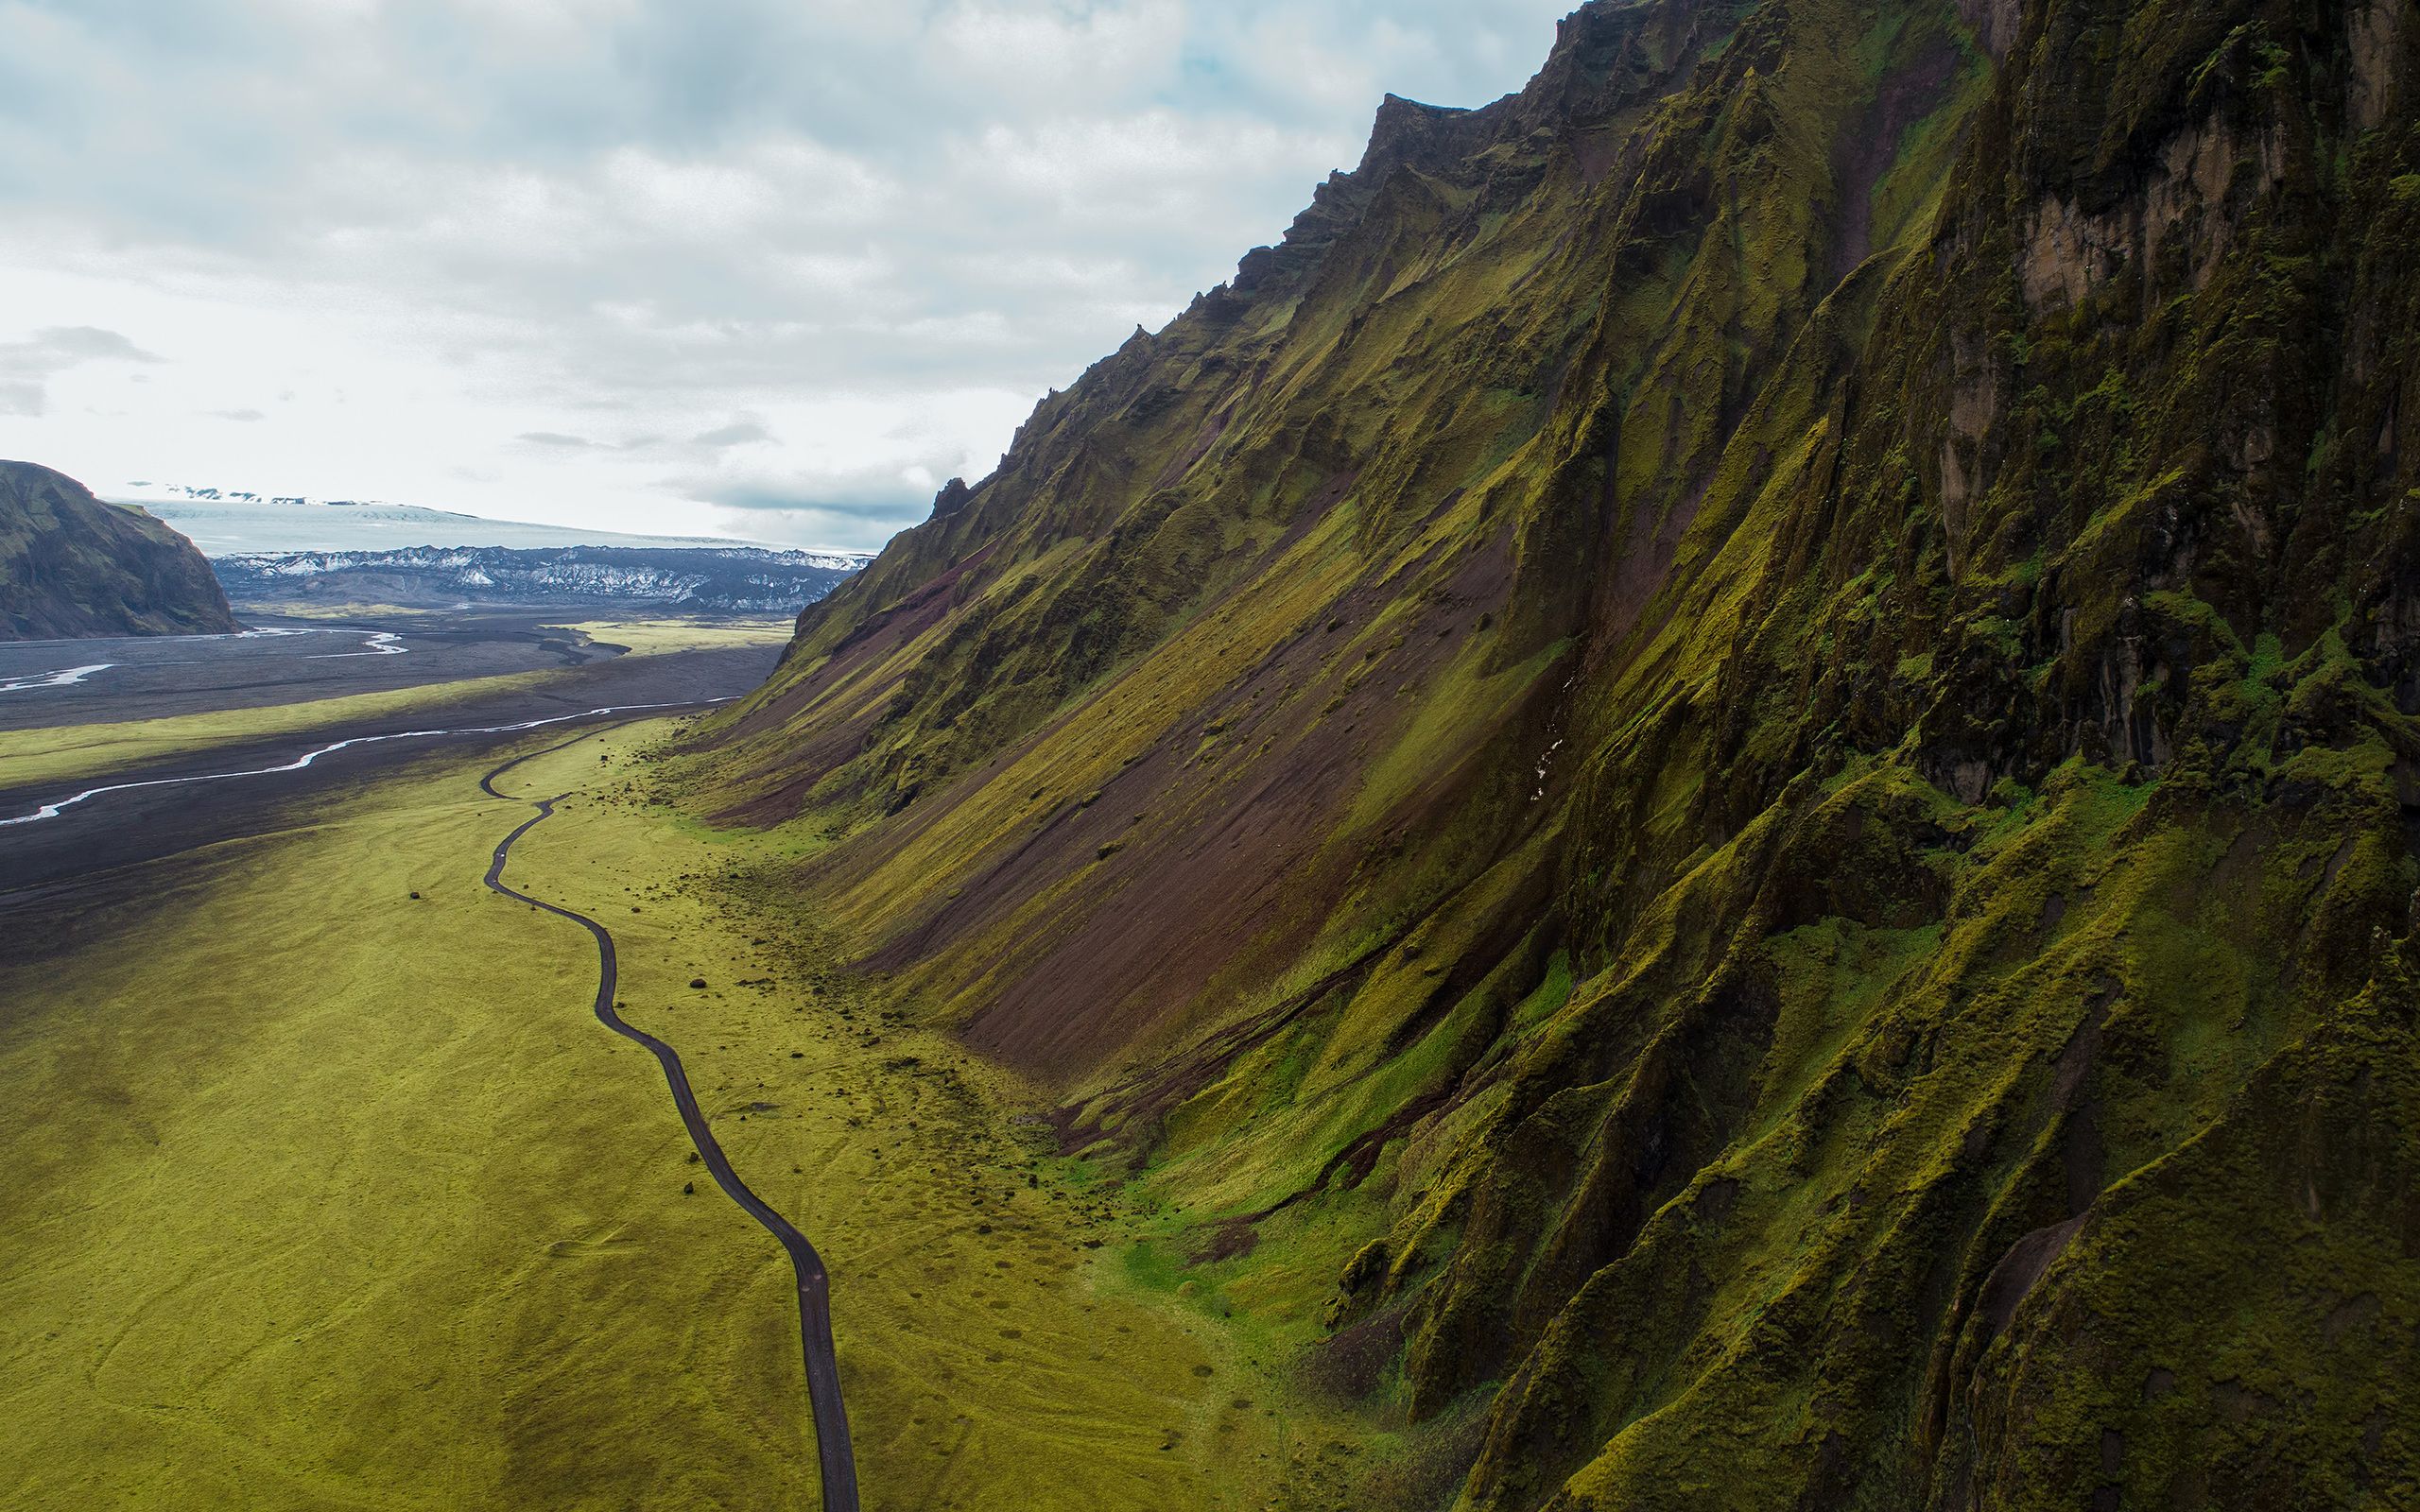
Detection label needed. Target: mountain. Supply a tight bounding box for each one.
[0,461,240,640]
[678,1,2419,1506]
[111,487,774,556]
[214,543,870,614]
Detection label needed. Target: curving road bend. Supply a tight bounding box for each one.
[478,734,860,1512]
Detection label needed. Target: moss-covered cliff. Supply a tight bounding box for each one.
[681,0,2420,1504]
[0,461,238,640]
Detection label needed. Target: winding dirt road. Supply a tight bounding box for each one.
[478,734,860,1512]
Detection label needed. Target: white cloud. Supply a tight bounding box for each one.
[924,0,1186,112]
[0,0,1574,550]
[0,323,162,417]
[691,418,773,448]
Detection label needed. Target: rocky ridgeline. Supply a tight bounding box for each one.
[215,543,869,613]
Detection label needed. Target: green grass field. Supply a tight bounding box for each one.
[562,619,797,656]
[0,720,1337,1509]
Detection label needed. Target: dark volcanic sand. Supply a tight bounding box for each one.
[0,610,622,732]
[0,642,777,935]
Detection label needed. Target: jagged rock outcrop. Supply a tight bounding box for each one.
[682,1,2420,1506]
[927,478,972,521]
[0,460,238,639]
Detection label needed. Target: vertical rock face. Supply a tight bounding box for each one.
[0,461,239,639]
[686,0,2420,1506]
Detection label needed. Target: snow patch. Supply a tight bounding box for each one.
[307,630,407,660]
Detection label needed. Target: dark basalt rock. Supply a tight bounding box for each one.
[928,477,972,520]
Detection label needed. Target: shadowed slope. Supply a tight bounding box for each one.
[677,0,2420,1506]
[1,461,237,639]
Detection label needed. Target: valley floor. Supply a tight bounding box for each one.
[0,718,1354,1509]
[0,610,614,735]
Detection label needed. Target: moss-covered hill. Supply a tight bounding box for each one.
[681,0,2420,1505]
[0,461,238,640]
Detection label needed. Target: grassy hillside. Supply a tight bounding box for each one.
[671,0,2420,1506]
[1,461,238,639]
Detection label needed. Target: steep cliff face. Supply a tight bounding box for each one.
[0,461,239,640]
[682,0,2420,1506]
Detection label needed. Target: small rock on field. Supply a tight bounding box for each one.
[690,978,708,988]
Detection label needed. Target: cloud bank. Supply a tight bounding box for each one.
[0,0,1572,549]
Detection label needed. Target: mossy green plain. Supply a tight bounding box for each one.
[0,723,1364,1508]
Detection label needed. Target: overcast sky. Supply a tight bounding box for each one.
[0,1,1574,552]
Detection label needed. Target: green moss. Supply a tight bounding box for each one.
[649,0,2420,1504]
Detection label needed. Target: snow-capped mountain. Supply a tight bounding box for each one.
[214,543,870,613]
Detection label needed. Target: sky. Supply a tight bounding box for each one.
[0,1,1577,552]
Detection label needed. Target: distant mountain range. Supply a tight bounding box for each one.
[108,484,804,557]
[214,543,868,614]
